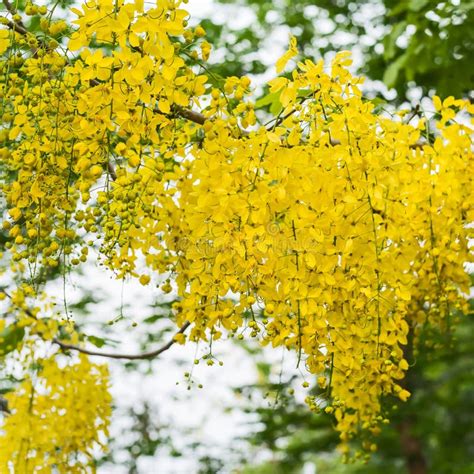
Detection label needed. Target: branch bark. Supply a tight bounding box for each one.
[3,0,43,57]
[397,419,428,474]
[1,289,190,362]
[4,18,29,36]
[53,321,191,360]
[398,328,428,474]
[3,0,28,34]
[0,395,10,414]
[3,0,21,19]
[174,106,206,125]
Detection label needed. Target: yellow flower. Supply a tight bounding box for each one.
[276,35,298,73]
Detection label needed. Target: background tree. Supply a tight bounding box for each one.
[200,0,474,100]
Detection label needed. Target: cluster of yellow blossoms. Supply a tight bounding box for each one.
[0,355,110,472]
[0,0,473,465]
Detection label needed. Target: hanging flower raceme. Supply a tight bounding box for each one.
[0,355,111,472]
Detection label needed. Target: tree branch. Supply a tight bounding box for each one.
[53,321,191,360]
[397,328,428,474]
[3,0,29,33]
[107,161,117,181]
[2,0,43,58]
[4,18,29,36]
[0,395,10,414]
[1,288,190,361]
[3,0,19,17]
[397,419,428,474]
[170,106,426,148]
[174,106,206,125]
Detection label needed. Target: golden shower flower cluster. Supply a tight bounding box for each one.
[0,355,111,472]
[0,0,473,465]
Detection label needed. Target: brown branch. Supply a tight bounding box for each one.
[0,395,10,414]
[107,161,117,181]
[53,321,191,360]
[174,106,206,125]
[170,106,426,149]
[4,18,29,36]
[3,0,19,17]
[1,288,190,361]
[397,328,428,474]
[397,420,428,474]
[3,0,28,33]
[2,0,44,58]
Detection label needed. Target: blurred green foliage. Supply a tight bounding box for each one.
[205,0,474,100]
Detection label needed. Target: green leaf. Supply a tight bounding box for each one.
[459,1,474,12]
[87,335,106,348]
[202,70,226,90]
[0,325,25,356]
[409,0,430,12]
[143,314,163,324]
[270,98,283,116]
[383,21,407,61]
[370,97,388,107]
[256,362,271,379]
[255,91,280,110]
[370,96,388,113]
[388,2,409,17]
[383,53,408,88]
